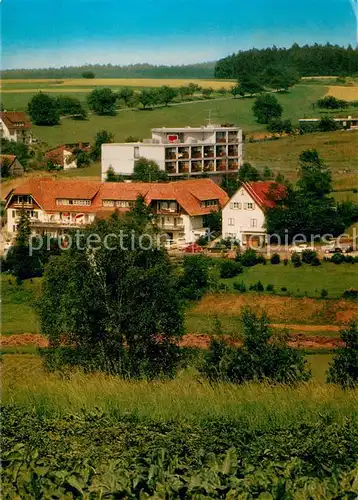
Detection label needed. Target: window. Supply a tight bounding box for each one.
[230,202,241,210]
[134,147,139,159]
[30,210,38,218]
[247,202,254,210]
[56,199,91,206]
[103,200,115,207]
[228,218,235,226]
[201,199,218,208]
[250,218,258,228]
[56,199,70,205]
[115,200,134,208]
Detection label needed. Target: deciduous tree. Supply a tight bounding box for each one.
[28,92,60,125]
[87,88,117,115]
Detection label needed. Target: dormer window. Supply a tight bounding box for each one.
[201,199,218,208]
[56,199,91,206]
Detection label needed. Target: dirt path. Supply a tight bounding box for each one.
[1,328,342,350]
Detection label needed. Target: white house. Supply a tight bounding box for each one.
[5,178,228,245]
[222,181,286,247]
[101,124,243,180]
[0,112,32,144]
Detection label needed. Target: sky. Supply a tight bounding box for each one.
[1,0,357,69]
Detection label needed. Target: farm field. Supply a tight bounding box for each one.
[327,84,358,101]
[2,353,358,497]
[246,129,358,188]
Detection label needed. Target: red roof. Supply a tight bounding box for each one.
[5,178,229,217]
[45,143,91,167]
[243,181,286,210]
[0,155,17,168]
[0,112,31,130]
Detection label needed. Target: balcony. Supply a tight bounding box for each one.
[165,152,177,160]
[216,133,227,143]
[160,221,184,230]
[191,161,203,173]
[228,160,239,171]
[12,202,34,209]
[216,161,227,172]
[165,162,176,174]
[178,147,190,159]
[204,146,215,158]
[216,146,227,157]
[178,162,189,174]
[228,146,239,157]
[203,161,215,172]
[228,133,239,143]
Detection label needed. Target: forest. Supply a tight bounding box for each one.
[215,43,358,78]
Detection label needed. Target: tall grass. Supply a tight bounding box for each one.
[3,355,357,429]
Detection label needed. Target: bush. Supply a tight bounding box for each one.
[331,252,345,265]
[179,255,209,300]
[270,253,280,265]
[281,287,288,292]
[311,256,321,266]
[291,253,302,267]
[249,280,264,292]
[327,322,358,388]
[220,260,243,279]
[342,288,358,299]
[201,309,311,384]
[302,249,317,264]
[233,281,247,293]
[266,284,275,292]
[239,248,259,267]
[320,289,328,299]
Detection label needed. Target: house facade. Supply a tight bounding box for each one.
[45,142,91,170]
[0,112,32,144]
[222,181,285,247]
[299,116,358,130]
[0,155,24,177]
[102,124,243,180]
[5,178,228,245]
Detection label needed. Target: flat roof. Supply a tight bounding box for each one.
[151,126,241,132]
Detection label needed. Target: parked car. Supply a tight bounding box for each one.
[182,243,203,253]
[290,244,315,254]
[323,243,353,254]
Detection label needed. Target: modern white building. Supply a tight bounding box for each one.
[0,112,33,144]
[222,181,286,246]
[5,178,228,245]
[101,124,243,180]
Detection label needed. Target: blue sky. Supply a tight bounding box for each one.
[1,0,357,69]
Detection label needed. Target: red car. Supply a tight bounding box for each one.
[182,243,203,253]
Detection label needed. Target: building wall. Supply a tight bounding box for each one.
[222,187,266,244]
[63,150,78,169]
[101,144,165,180]
[8,159,24,176]
[0,120,15,142]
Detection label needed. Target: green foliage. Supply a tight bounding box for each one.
[138,89,158,108]
[291,253,302,268]
[81,70,95,79]
[238,75,263,96]
[318,116,340,132]
[2,406,358,498]
[1,138,31,168]
[261,66,300,91]
[252,94,283,124]
[87,88,117,115]
[55,96,87,119]
[220,260,243,279]
[132,157,168,182]
[157,85,178,106]
[27,92,60,125]
[201,87,214,99]
[316,96,348,110]
[105,166,123,182]
[117,87,135,107]
[238,162,261,182]
[270,253,280,265]
[70,148,91,168]
[301,249,318,264]
[215,43,358,78]
[203,209,222,234]
[267,118,294,135]
[327,322,358,388]
[236,248,263,267]
[201,308,311,384]
[178,255,209,300]
[230,84,241,98]
[91,129,114,161]
[38,209,184,378]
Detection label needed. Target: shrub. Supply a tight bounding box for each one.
[281,287,288,292]
[201,309,311,384]
[179,255,209,300]
[233,281,247,293]
[311,256,321,266]
[220,260,243,279]
[249,280,264,292]
[320,289,328,299]
[240,249,259,267]
[327,322,358,388]
[342,289,358,299]
[331,252,345,265]
[266,284,275,292]
[302,249,317,264]
[291,253,302,268]
[270,253,280,265]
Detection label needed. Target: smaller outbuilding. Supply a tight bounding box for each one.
[0,155,25,177]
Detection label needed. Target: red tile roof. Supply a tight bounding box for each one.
[0,155,17,167]
[0,112,31,130]
[5,178,229,217]
[243,181,286,210]
[45,143,91,167]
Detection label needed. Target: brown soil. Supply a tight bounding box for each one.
[2,330,341,350]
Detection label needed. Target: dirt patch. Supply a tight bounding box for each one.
[1,334,48,347]
[180,334,341,350]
